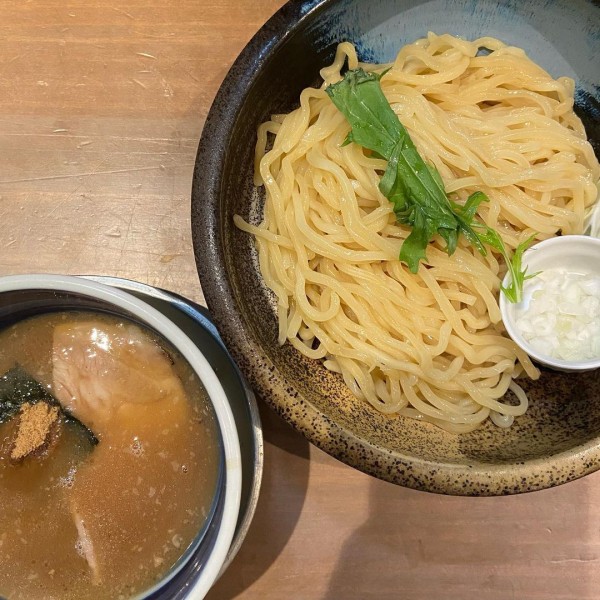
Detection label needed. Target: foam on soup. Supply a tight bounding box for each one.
[0,311,221,600]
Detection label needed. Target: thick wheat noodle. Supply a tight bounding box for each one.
[235,34,600,433]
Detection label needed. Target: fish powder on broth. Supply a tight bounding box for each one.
[0,312,220,600]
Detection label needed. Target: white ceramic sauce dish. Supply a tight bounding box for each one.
[500,236,600,372]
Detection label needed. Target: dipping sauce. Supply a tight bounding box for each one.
[0,311,220,600]
[514,269,600,361]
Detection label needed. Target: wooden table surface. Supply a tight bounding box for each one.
[1,2,599,599]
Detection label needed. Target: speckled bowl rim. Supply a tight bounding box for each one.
[191,0,600,495]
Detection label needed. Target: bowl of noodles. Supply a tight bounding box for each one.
[192,0,600,495]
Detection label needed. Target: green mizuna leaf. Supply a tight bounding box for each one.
[478,232,539,303]
[326,67,536,301]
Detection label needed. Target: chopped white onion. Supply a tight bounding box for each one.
[514,269,600,362]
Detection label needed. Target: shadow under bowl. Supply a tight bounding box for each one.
[191,0,600,495]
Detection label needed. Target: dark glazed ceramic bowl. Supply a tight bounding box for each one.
[192,0,600,495]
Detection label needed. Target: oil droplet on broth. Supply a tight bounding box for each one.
[130,438,144,457]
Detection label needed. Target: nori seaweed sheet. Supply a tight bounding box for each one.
[0,365,98,446]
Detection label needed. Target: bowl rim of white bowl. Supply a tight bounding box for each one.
[0,273,242,600]
[500,235,600,372]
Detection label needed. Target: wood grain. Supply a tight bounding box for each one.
[0,0,285,303]
[1,2,600,599]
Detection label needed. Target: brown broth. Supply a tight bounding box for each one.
[0,311,220,600]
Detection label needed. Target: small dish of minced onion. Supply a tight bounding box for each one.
[500,235,600,372]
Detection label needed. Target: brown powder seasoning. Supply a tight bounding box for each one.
[10,402,61,461]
